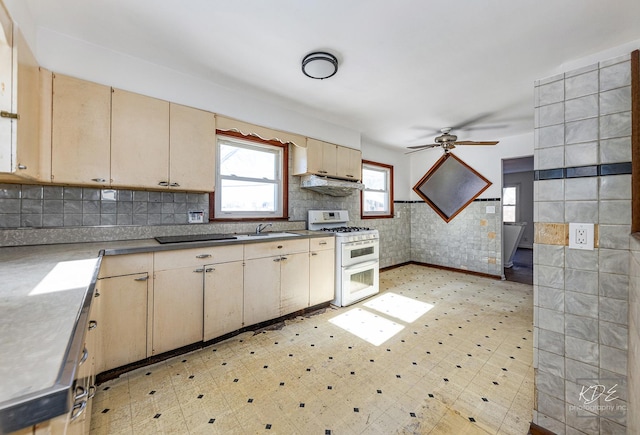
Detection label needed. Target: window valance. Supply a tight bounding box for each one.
[216,116,306,148]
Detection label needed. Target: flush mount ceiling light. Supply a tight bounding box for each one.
[302,51,338,80]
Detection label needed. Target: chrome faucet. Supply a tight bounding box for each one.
[256,223,273,234]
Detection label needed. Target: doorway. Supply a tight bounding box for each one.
[502,156,534,285]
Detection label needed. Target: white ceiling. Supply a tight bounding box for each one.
[22,0,640,149]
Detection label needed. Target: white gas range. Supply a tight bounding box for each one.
[308,210,380,307]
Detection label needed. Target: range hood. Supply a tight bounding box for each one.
[300,174,364,197]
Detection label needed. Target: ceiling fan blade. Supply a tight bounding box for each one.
[453,140,499,146]
[460,124,508,131]
[404,145,441,155]
[406,143,439,149]
[449,113,495,131]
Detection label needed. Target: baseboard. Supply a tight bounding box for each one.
[407,261,502,280]
[528,422,556,435]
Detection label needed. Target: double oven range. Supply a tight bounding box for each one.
[308,210,379,307]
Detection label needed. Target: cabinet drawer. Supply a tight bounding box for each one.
[99,253,153,278]
[154,244,243,270]
[310,237,335,251]
[244,238,309,260]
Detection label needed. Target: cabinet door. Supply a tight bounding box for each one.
[203,261,243,341]
[306,138,337,176]
[111,88,169,189]
[0,7,12,173]
[153,267,203,355]
[96,273,148,372]
[336,146,362,181]
[51,74,111,185]
[309,248,335,306]
[169,103,215,192]
[13,28,41,180]
[83,295,99,435]
[244,256,280,326]
[0,21,43,180]
[280,251,310,315]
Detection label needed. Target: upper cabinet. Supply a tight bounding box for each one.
[292,138,362,181]
[0,7,45,182]
[51,74,111,185]
[169,103,216,192]
[111,88,170,189]
[49,84,215,191]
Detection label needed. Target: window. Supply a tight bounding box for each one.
[212,134,287,219]
[361,160,394,218]
[503,185,518,222]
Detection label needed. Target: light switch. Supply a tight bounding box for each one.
[568,223,594,250]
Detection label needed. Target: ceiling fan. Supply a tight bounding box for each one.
[406,128,499,154]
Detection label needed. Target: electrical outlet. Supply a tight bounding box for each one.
[569,223,594,250]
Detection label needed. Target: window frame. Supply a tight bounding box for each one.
[360,159,394,219]
[502,184,519,223]
[209,131,289,221]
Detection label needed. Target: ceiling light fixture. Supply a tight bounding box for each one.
[302,51,338,80]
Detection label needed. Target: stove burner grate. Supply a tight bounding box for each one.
[321,226,372,233]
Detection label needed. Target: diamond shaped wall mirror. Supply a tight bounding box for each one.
[412,152,492,222]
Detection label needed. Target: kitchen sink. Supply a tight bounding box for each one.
[233,232,301,239]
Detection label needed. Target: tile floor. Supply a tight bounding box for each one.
[90,264,534,434]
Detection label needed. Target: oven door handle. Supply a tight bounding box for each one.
[343,260,379,273]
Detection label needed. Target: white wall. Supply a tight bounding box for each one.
[4,1,362,150]
[409,131,534,199]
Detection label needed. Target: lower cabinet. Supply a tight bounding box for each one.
[92,237,335,378]
[309,237,336,306]
[243,239,310,327]
[153,267,204,355]
[244,256,282,326]
[95,273,149,372]
[203,261,244,341]
[152,245,244,354]
[280,251,311,314]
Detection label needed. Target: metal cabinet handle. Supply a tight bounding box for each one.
[346,174,354,178]
[277,245,283,249]
[318,170,328,174]
[196,254,212,258]
[311,253,318,256]
[134,276,149,281]
[88,320,98,331]
[194,268,204,273]
[170,182,180,187]
[205,267,214,272]
[88,385,96,399]
[0,110,19,119]
[69,400,87,422]
[158,181,169,186]
[74,385,88,401]
[273,258,281,262]
[91,178,106,183]
[17,164,27,170]
[79,348,89,365]
[319,241,327,245]
[280,256,287,261]
[95,290,101,297]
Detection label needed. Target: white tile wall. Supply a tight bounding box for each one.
[533,55,633,434]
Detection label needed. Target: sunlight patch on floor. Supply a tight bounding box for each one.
[364,292,434,323]
[329,307,405,346]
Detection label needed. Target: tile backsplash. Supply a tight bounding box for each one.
[0,184,209,228]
